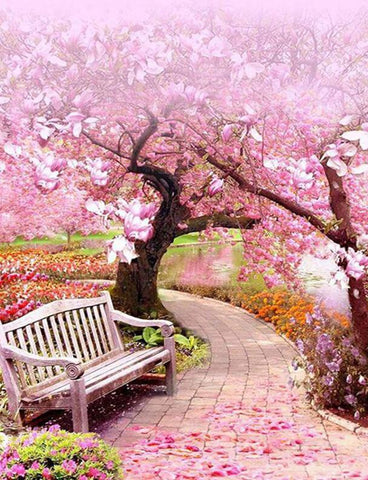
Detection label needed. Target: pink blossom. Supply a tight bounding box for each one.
[66,111,98,137]
[344,248,368,280]
[3,143,22,159]
[78,437,99,448]
[221,124,233,142]
[124,213,154,242]
[107,236,139,264]
[87,158,110,186]
[341,129,368,150]
[208,177,223,196]
[42,468,53,479]
[34,152,66,192]
[10,464,26,477]
[116,199,156,220]
[62,459,77,474]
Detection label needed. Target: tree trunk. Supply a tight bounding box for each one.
[109,244,171,318]
[109,194,187,318]
[348,276,368,351]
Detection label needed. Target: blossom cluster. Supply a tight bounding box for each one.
[0,425,123,479]
[86,198,156,264]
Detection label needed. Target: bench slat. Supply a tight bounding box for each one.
[85,307,103,357]
[25,325,47,382]
[15,329,38,385]
[98,304,114,351]
[65,311,82,361]
[92,306,109,354]
[49,315,65,357]
[79,308,96,359]
[42,318,62,375]
[34,322,54,378]
[72,310,90,362]
[57,313,74,358]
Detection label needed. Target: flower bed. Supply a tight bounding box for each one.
[0,425,123,479]
[0,249,113,323]
[0,249,115,281]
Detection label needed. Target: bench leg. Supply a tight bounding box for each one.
[164,337,177,396]
[70,378,89,433]
[8,404,24,430]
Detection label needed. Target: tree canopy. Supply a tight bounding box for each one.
[2,5,368,345]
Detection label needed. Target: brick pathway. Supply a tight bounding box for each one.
[98,290,368,479]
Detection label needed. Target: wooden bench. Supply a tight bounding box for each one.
[0,291,176,432]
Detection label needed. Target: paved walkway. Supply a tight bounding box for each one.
[97,290,368,480]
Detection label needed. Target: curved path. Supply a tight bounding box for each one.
[98,290,368,479]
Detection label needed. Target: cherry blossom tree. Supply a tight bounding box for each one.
[0,151,104,244]
[2,6,368,350]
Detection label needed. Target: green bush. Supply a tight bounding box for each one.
[0,426,123,479]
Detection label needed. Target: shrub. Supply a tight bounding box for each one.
[294,308,368,418]
[0,426,123,479]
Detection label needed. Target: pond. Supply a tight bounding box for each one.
[159,242,350,316]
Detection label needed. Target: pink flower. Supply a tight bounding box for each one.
[208,176,223,196]
[221,124,233,142]
[116,199,156,220]
[107,236,139,264]
[10,464,26,477]
[42,468,53,479]
[124,213,154,242]
[66,111,98,138]
[78,437,99,449]
[345,248,367,280]
[62,459,77,474]
[87,158,110,186]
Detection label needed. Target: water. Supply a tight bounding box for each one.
[159,243,350,315]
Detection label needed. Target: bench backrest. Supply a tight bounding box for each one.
[0,292,123,393]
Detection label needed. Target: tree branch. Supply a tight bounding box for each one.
[195,145,343,245]
[174,213,258,237]
[130,110,158,170]
[82,131,125,158]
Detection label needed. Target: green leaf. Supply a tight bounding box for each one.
[174,334,190,348]
[142,327,156,343]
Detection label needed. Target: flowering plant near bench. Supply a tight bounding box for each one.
[0,426,123,479]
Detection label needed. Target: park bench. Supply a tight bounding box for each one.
[0,291,176,432]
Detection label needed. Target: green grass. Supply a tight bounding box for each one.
[5,229,122,247]
[3,229,242,250]
[172,230,242,245]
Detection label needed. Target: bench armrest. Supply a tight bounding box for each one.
[1,345,83,379]
[111,310,175,337]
